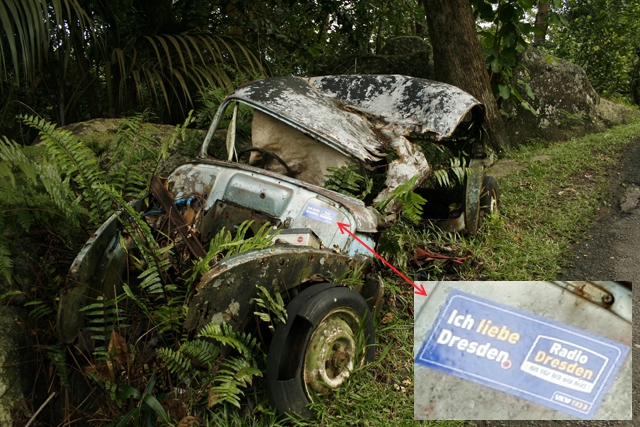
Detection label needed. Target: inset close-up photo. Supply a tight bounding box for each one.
[414,281,632,421]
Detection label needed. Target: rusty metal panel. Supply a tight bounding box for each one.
[169,161,379,234]
[183,247,372,333]
[58,200,143,343]
[167,163,218,199]
[200,76,484,161]
[223,174,294,218]
[308,75,484,140]
[464,159,485,236]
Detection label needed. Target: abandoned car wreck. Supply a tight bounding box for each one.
[57,75,498,416]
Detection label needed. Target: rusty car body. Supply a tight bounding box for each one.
[58,75,496,416]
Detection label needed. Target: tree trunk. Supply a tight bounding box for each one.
[415,0,428,36]
[534,1,551,46]
[424,0,510,152]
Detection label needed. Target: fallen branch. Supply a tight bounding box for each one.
[412,246,472,265]
[25,391,56,427]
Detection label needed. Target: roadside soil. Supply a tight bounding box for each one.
[477,138,640,425]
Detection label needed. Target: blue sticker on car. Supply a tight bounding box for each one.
[415,290,630,419]
[302,202,338,224]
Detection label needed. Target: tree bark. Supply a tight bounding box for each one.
[424,0,510,152]
[534,1,551,46]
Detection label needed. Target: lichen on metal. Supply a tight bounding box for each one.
[184,247,372,333]
[200,75,483,162]
[308,75,484,140]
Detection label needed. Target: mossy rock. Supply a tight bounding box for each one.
[503,47,640,145]
[34,118,209,177]
[0,306,32,426]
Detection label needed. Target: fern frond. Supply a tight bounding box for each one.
[152,304,184,336]
[109,113,159,197]
[21,115,111,221]
[375,175,427,223]
[0,244,13,284]
[324,164,372,200]
[47,344,69,388]
[24,300,55,320]
[187,220,276,289]
[156,347,197,380]
[179,340,220,370]
[196,323,258,359]
[252,285,287,327]
[0,136,82,224]
[79,294,128,343]
[207,357,262,408]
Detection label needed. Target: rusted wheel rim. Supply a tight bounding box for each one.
[303,307,361,396]
[488,189,498,213]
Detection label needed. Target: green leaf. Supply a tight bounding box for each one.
[116,385,142,401]
[142,394,169,424]
[476,1,495,21]
[524,84,535,100]
[511,85,523,102]
[116,408,139,427]
[498,4,516,22]
[498,84,510,100]
[490,57,503,73]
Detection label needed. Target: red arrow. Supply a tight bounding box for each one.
[337,222,427,296]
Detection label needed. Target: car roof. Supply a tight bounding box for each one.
[203,75,484,162]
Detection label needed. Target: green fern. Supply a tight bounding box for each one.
[187,221,277,290]
[375,175,427,223]
[433,157,469,189]
[156,347,197,380]
[324,164,373,200]
[79,294,128,348]
[0,135,87,281]
[208,357,262,408]
[252,285,287,330]
[21,115,112,221]
[0,238,12,284]
[151,303,185,336]
[156,339,220,383]
[47,344,70,388]
[24,300,55,320]
[109,113,159,198]
[179,339,220,370]
[197,322,259,360]
[97,184,174,297]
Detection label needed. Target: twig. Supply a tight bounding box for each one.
[25,391,56,427]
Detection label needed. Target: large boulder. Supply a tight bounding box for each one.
[326,36,434,79]
[503,47,639,145]
[0,306,31,425]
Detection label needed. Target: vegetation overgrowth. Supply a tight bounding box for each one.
[1,0,639,425]
[1,108,638,425]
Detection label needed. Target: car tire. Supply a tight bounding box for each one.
[478,175,499,229]
[266,284,376,417]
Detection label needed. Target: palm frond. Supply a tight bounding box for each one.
[110,33,264,113]
[0,0,93,83]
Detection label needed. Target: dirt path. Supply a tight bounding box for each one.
[558,138,640,282]
[557,138,639,425]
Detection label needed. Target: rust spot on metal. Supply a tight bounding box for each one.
[560,281,614,307]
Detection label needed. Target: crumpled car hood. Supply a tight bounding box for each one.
[203,75,484,163]
[308,75,484,139]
